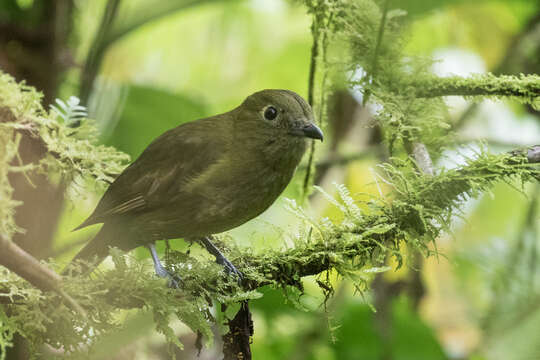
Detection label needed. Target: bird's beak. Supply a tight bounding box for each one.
[290,123,324,141]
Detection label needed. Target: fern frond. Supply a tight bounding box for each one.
[50,96,88,125]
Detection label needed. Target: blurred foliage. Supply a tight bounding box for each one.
[104,85,208,158]
[1,67,537,357]
[251,289,447,360]
[0,72,129,239]
[1,0,540,359]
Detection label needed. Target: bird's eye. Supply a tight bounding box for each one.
[263,106,278,121]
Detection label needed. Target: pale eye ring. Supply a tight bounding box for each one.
[263,106,278,121]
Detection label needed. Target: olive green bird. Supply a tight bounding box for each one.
[66,89,323,283]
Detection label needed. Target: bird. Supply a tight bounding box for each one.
[64,89,323,284]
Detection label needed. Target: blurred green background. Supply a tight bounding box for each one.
[1,0,539,359]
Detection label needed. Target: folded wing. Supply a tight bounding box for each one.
[75,118,227,230]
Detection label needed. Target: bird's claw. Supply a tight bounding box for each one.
[198,237,243,284]
[166,273,182,289]
[153,262,182,288]
[159,269,181,289]
[218,256,244,284]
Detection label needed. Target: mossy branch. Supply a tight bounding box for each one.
[2,0,540,350]
[3,146,538,300]
[0,145,537,358]
[244,147,539,285]
[0,234,61,293]
[2,68,537,353]
[399,74,540,105]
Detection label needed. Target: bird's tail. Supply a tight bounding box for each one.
[62,223,116,276]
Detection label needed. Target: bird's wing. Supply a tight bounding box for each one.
[76,118,228,229]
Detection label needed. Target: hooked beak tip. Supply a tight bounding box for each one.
[301,123,324,141]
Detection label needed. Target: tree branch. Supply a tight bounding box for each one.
[401,74,540,100]
[103,0,228,49]
[363,0,390,106]
[222,301,252,360]
[0,234,61,292]
[405,141,434,176]
[79,0,230,106]
[3,146,536,308]
[302,8,323,199]
[0,234,85,315]
[252,146,538,285]
[1,145,537,358]
[299,149,373,173]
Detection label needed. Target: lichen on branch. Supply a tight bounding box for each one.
[1,142,538,357]
[400,74,540,108]
[0,71,130,240]
[1,0,540,357]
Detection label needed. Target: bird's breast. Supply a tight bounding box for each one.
[140,140,306,239]
[186,147,302,234]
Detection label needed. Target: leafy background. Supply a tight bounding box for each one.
[1,0,539,359]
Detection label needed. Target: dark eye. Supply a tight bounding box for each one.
[263,106,278,121]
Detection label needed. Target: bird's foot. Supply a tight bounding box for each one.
[149,244,182,288]
[215,254,244,283]
[199,237,244,284]
[154,264,181,289]
[166,273,182,289]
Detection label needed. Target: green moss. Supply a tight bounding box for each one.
[0,72,130,239]
[406,73,540,106]
[1,0,539,356]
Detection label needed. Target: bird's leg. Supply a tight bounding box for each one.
[147,243,180,288]
[199,236,243,282]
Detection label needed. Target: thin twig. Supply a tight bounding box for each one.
[299,150,372,172]
[409,142,434,176]
[303,5,335,199]
[104,0,226,49]
[307,18,320,107]
[79,0,122,106]
[362,0,390,106]
[302,14,322,199]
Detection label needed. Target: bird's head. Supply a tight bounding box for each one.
[237,89,323,144]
